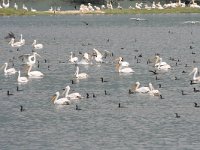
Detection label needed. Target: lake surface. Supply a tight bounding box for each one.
[0,14,200,150]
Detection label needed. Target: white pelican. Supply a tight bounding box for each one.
[62,85,82,100]
[154,56,169,67]
[17,71,28,83]
[19,52,41,65]
[132,82,150,93]
[31,7,37,12]
[14,3,18,10]
[148,83,160,96]
[69,52,78,63]
[51,92,71,105]
[22,4,28,11]
[77,53,91,65]
[1,62,16,75]
[27,65,44,78]
[156,58,171,70]
[190,67,200,82]
[9,38,24,48]
[2,0,9,8]
[20,34,25,45]
[93,48,103,63]
[74,66,88,79]
[118,57,129,67]
[115,63,134,73]
[32,40,43,49]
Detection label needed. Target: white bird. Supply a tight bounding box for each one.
[19,34,25,45]
[31,7,37,12]
[132,82,150,93]
[93,48,103,63]
[9,38,24,48]
[154,56,168,67]
[190,67,200,82]
[118,57,129,67]
[62,85,82,100]
[156,58,171,71]
[17,71,28,83]
[51,92,71,105]
[0,4,2,9]
[32,40,43,49]
[148,83,160,96]
[115,63,134,73]
[1,62,16,75]
[14,3,18,10]
[74,66,88,79]
[19,52,41,65]
[22,4,28,11]
[69,52,78,63]
[77,53,91,65]
[2,0,9,8]
[27,65,44,78]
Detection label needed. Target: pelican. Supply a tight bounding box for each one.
[154,56,169,67]
[19,52,41,65]
[156,57,171,70]
[115,63,134,73]
[51,92,71,105]
[17,71,28,83]
[132,82,150,93]
[22,4,28,11]
[27,65,44,78]
[69,52,78,63]
[14,3,18,10]
[77,53,91,65]
[1,62,16,75]
[74,66,88,79]
[93,48,103,63]
[190,67,200,82]
[62,85,82,100]
[32,40,43,49]
[31,7,37,12]
[20,34,25,46]
[2,0,9,8]
[148,83,160,96]
[9,38,24,48]
[117,57,129,67]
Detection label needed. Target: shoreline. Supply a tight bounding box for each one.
[1,7,200,16]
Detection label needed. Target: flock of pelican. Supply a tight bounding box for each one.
[1,30,200,109]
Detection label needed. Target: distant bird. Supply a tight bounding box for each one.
[7,90,13,96]
[32,40,43,49]
[22,4,28,11]
[81,21,88,25]
[1,62,16,75]
[194,102,200,108]
[20,105,25,112]
[2,0,9,8]
[14,3,18,10]
[17,71,28,84]
[175,113,180,118]
[100,77,108,83]
[76,104,81,110]
[51,92,71,105]
[4,32,15,39]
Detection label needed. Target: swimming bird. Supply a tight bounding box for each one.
[19,52,41,65]
[32,40,43,49]
[7,90,13,96]
[9,38,24,48]
[62,85,82,100]
[20,105,25,112]
[132,82,150,93]
[1,62,16,75]
[69,52,78,63]
[76,104,81,110]
[17,86,23,91]
[100,77,108,83]
[117,57,129,67]
[27,64,44,78]
[51,92,71,105]
[17,71,28,84]
[148,83,160,96]
[156,58,171,70]
[194,88,200,93]
[115,63,134,73]
[154,56,170,68]
[194,102,200,108]
[93,48,103,63]
[4,32,15,39]
[74,66,88,79]
[189,67,200,82]
[175,113,181,118]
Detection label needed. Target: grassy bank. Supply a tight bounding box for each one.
[1,7,200,16]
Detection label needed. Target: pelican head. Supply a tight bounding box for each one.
[189,67,198,75]
[33,52,41,58]
[51,92,59,102]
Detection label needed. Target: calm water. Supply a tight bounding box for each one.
[0,14,200,150]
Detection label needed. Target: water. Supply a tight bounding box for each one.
[0,14,200,149]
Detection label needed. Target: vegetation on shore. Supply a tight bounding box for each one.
[1,7,200,16]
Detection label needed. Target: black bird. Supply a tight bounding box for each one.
[160,95,164,99]
[86,93,89,98]
[17,86,23,91]
[81,21,88,25]
[7,90,13,96]
[158,84,162,88]
[181,90,188,95]
[194,102,200,108]
[20,105,25,112]
[104,90,110,95]
[4,32,15,39]
[118,103,121,108]
[93,93,96,98]
[194,88,200,93]
[76,104,81,110]
[128,89,134,94]
[149,70,158,75]
[190,80,197,85]
[175,113,180,118]
[100,77,108,83]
